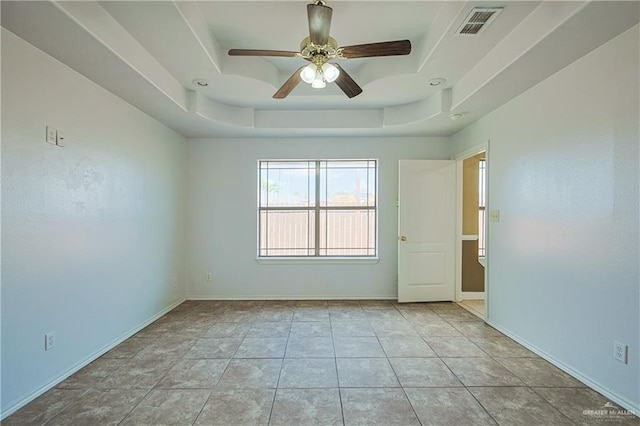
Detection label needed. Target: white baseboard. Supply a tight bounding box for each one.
[487,319,640,416]
[460,291,485,300]
[187,295,397,301]
[0,297,186,421]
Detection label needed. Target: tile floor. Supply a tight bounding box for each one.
[5,300,639,425]
[458,300,485,320]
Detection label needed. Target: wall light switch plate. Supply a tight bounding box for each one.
[46,126,57,145]
[489,210,500,222]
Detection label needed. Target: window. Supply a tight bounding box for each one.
[478,158,486,257]
[258,160,377,257]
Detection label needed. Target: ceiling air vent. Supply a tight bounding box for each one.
[456,7,503,35]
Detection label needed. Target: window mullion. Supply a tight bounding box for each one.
[314,161,321,256]
[264,162,268,256]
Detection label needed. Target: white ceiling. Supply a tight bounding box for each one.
[2,1,638,138]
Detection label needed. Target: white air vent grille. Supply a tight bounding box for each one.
[456,8,503,35]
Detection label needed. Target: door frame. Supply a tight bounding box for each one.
[453,142,489,317]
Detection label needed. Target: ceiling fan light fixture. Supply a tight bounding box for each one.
[322,62,340,83]
[228,2,411,98]
[300,64,317,83]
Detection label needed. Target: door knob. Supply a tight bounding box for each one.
[400,236,407,241]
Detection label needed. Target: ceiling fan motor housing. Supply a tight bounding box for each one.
[300,36,340,64]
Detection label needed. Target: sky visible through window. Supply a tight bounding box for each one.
[260,161,376,208]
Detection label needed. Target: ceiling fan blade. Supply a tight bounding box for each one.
[333,64,362,98]
[307,3,332,46]
[273,67,305,99]
[340,40,411,59]
[229,49,299,58]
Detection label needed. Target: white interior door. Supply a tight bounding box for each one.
[398,160,456,302]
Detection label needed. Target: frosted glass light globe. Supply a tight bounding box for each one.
[322,63,340,83]
[311,76,326,88]
[300,64,317,84]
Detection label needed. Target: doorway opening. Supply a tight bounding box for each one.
[455,145,488,319]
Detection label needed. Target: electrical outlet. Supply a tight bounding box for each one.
[56,130,65,147]
[614,341,627,364]
[206,272,212,282]
[45,332,55,351]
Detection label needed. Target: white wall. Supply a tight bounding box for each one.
[451,25,639,412]
[1,29,186,415]
[186,137,449,299]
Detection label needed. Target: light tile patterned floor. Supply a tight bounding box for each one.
[5,300,639,425]
[458,300,485,320]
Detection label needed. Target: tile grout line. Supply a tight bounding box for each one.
[267,305,294,425]
[329,311,347,426]
[191,303,250,425]
[172,302,222,426]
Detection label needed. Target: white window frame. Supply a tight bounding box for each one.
[478,158,487,258]
[257,159,378,260]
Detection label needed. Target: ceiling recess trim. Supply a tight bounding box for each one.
[456,7,503,36]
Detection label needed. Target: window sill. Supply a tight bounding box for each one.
[256,257,380,265]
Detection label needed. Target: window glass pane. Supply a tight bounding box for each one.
[478,159,486,208]
[321,161,373,207]
[259,167,269,207]
[259,210,315,256]
[319,210,375,256]
[367,165,376,207]
[478,209,486,257]
[260,161,315,207]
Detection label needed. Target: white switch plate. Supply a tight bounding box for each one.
[45,126,56,145]
[489,210,500,222]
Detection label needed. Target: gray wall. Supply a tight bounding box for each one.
[1,29,187,414]
[450,25,639,412]
[185,137,449,299]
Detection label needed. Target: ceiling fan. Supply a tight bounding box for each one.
[228,0,411,99]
